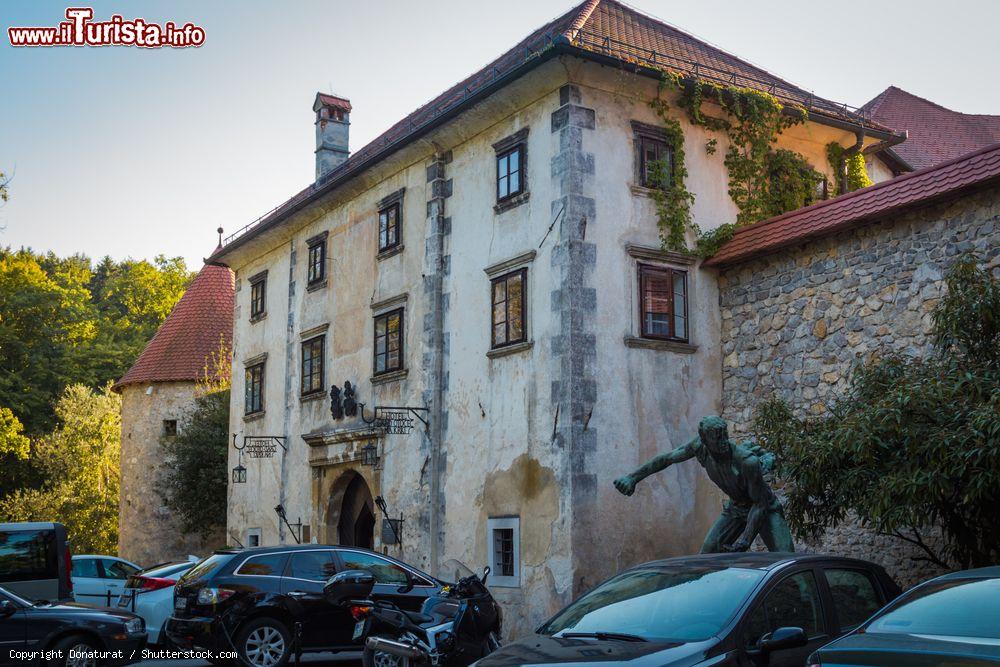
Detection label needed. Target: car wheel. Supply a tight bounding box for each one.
[49,635,99,667]
[236,618,292,667]
[362,645,410,667]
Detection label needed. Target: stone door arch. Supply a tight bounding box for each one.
[328,470,375,548]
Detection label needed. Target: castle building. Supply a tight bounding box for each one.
[206,0,914,636]
[115,260,234,566]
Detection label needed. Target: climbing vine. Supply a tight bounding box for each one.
[826,142,873,195]
[645,71,825,256]
[647,85,696,252]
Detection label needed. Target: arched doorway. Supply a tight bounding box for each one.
[334,472,375,549]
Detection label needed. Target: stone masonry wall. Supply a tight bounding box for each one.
[717,185,1000,588]
[119,382,226,566]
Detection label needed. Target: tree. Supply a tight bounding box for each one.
[753,253,1000,570]
[0,385,121,553]
[155,389,230,539]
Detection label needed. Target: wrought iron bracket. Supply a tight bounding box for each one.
[234,434,288,458]
[358,404,430,434]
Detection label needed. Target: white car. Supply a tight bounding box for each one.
[70,555,141,606]
[116,559,196,645]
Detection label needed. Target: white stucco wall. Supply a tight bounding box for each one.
[221,55,897,636]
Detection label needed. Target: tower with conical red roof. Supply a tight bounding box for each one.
[115,255,234,566]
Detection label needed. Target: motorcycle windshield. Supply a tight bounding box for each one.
[441,558,476,583]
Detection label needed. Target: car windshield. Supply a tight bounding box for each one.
[179,553,233,584]
[540,566,764,642]
[867,577,1000,640]
[0,585,35,607]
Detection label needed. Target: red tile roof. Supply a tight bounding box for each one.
[115,263,234,389]
[215,0,897,259]
[863,86,1000,170]
[705,142,1000,268]
[315,93,352,113]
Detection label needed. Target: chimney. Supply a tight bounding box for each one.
[313,93,351,181]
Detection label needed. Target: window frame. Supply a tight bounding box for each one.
[245,361,265,415]
[490,268,528,350]
[378,202,401,253]
[638,263,689,343]
[493,127,529,210]
[631,121,675,191]
[742,568,828,648]
[823,567,884,633]
[487,516,520,588]
[249,272,267,321]
[306,234,327,286]
[300,335,325,397]
[373,308,405,376]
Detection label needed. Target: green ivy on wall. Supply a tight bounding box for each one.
[645,72,825,256]
[826,142,874,195]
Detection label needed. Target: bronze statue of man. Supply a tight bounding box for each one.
[614,415,794,553]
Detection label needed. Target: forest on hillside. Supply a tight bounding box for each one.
[0,246,193,551]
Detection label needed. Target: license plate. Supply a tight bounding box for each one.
[117,591,133,607]
[175,597,187,610]
[352,619,368,641]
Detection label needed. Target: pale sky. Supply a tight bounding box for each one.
[2,0,998,269]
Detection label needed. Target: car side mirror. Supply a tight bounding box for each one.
[0,600,17,617]
[324,570,375,606]
[761,627,807,652]
[396,569,415,594]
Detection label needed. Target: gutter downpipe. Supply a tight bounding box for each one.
[838,129,866,194]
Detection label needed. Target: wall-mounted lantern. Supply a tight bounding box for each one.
[361,442,380,468]
[232,463,247,484]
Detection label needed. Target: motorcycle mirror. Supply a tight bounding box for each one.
[323,570,375,606]
[481,566,490,584]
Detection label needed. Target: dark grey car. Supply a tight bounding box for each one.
[477,553,901,667]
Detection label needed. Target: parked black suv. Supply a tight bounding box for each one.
[165,545,444,667]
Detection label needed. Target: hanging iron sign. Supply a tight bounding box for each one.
[233,434,287,459]
[360,404,429,435]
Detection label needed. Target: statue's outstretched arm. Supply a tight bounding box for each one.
[614,437,697,496]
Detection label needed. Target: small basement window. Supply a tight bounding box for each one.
[487,516,520,587]
[162,420,178,437]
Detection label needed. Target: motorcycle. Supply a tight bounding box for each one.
[323,559,502,667]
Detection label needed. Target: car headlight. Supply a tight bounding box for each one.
[124,617,144,635]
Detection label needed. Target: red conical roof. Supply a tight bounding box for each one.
[115,262,234,389]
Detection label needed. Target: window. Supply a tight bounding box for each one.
[493,127,528,209]
[236,553,288,576]
[162,419,177,437]
[301,336,325,396]
[487,517,520,587]
[71,558,100,578]
[639,264,688,342]
[744,571,824,647]
[307,236,326,285]
[0,530,55,581]
[496,146,524,201]
[378,203,400,253]
[490,269,527,349]
[373,308,404,375]
[249,272,267,320]
[287,551,337,582]
[640,136,673,189]
[632,121,675,190]
[102,559,139,580]
[245,362,265,415]
[246,528,261,548]
[339,551,409,585]
[826,569,882,632]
